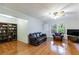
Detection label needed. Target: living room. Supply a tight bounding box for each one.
[0,3,79,55]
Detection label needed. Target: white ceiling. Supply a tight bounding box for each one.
[0,3,79,21]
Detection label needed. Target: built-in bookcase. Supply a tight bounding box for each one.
[0,23,17,43]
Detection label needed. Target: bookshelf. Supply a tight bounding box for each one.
[0,23,17,43]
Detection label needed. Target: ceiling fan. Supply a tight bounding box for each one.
[53,11,65,16]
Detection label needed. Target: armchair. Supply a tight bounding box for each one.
[52,33,64,41]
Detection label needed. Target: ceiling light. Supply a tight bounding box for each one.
[0,13,14,18]
[53,11,65,16]
[48,11,65,19]
[49,12,60,19]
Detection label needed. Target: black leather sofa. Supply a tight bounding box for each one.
[28,32,47,46]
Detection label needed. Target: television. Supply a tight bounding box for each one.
[67,29,79,36]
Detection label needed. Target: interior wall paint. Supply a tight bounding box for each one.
[17,18,28,43]
[43,20,56,37]
[43,24,51,37]
[27,17,43,34]
[56,14,79,29]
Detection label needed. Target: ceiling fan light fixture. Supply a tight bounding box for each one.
[53,11,65,16]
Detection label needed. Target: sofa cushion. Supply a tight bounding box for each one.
[33,34,37,38]
[37,33,40,37]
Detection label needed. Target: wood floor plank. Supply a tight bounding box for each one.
[0,39,79,55]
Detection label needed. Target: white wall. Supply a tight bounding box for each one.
[27,17,43,34]
[17,19,28,43]
[56,14,79,29]
[43,23,51,37]
[43,20,56,37]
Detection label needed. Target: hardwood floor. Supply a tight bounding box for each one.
[0,39,79,55]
